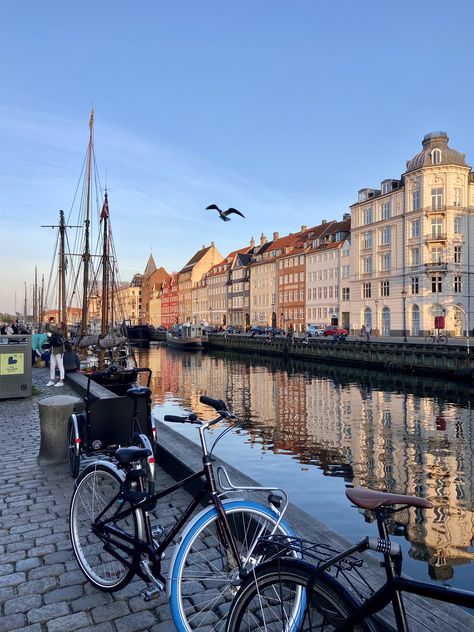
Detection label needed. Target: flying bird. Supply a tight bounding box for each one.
[206,204,245,222]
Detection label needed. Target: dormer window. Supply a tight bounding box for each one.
[431,148,442,165]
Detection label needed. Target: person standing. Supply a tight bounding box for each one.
[365,325,371,342]
[46,330,65,386]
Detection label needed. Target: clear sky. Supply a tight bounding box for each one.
[1,0,473,315]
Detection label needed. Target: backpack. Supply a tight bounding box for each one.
[49,333,64,347]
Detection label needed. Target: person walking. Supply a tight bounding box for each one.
[365,325,371,342]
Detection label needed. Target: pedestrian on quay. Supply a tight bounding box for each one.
[45,320,65,386]
[365,325,371,342]
[31,330,48,366]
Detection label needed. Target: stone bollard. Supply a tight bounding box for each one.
[38,395,81,465]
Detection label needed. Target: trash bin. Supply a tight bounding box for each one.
[0,334,32,399]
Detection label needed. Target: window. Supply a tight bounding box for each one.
[411,219,420,238]
[380,253,391,271]
[380,226,391,245]
[363,282,372,298]
[431,246,443,263]
[454,276,462,293]
[431,188,443,210]
[362,256,373,274]
[412,188,421,211]
[431,217,443,236]
[454,187,462,207]
[341,264,350,279]
[431,148,442,164]
[454,216,462,234]
[381,202,391,220]
[342,240,350,257]
[380,280,390,297]
[361,232,373,249]
[431,276,442,293]
[342,288,350,301]
[411,276,419,294]
[410,247,420,266]
[363,207,373,225]
[454,245,462,264]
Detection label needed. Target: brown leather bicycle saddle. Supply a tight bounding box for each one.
[346,487,433,510]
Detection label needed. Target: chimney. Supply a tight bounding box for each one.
[250,237,255,248]
[273,231,279,240]
[211,241,215,246]
[260,233,267,246]
[321,219,327,224]
[343,213,350,220]
[301,225,307,232]
[202,244,206,249]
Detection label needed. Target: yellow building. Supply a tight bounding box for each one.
[178,242,223,323]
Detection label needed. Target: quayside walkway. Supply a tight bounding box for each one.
[0,368,473,631]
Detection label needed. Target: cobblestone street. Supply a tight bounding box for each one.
[0,368,181,631]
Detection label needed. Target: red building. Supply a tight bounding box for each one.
[161,273,179,329]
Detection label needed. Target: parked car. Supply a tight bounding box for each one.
[323,326,349,337]
[306,324,325,337]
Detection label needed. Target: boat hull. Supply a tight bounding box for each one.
[166,333,202,350]
[127,325,151,348]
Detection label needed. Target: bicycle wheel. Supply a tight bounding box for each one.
[424,335,436,344]
[67,417,81,479]
[438,335,448,345]
[169,499,297,632]
[69,462,142,591]
[226,558,375,632]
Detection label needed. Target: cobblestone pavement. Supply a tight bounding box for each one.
[0,367,183,631]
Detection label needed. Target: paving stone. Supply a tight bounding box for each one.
[115,611,158,631]
[27,601,70,624]
[0,613,26,632]
[43,583,84,604]
[29,562,65,580]
[46,611,90,632]
[91,601,130,623]
[4,593,42,615]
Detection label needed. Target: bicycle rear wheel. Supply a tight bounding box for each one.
[424,335,436,344]
[226,558,375,632]
[69,462,142,591]
[169,499,297,632]
[438,335,448,345]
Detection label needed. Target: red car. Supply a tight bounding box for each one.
[323,326,349,337]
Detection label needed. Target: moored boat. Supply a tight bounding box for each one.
[166,323,204,350]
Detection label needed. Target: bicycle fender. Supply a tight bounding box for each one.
[166,498,293,599]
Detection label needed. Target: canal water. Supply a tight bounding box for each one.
[138,345,473,591]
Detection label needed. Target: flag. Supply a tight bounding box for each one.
[89,107,94,129]
[100,193,109,221]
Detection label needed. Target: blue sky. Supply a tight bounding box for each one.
[1,0,473,314]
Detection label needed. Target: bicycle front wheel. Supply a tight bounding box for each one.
[438,335,448,345]
[424,335,436,344]
[169,499,297,632]
[69,462,142,592]
[226,558,375,632]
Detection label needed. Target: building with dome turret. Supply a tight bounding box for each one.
[349,132,473,338]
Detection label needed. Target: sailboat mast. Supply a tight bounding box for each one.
[80,108,94,338]
[58,209,67,331]
[100,192,109,337]
[33,266,38,327]
[24,283,27,325]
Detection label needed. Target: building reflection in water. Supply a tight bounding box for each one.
[138,346,474,584]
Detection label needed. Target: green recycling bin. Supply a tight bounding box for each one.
[0,335,32,399]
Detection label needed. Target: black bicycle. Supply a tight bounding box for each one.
[69,394,297,632]
[225,486,474,631]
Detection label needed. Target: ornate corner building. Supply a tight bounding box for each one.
[349,132,473,337]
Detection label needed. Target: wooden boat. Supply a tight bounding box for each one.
[166,323,204,350]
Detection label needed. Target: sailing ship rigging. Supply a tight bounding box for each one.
[43,111,137,382]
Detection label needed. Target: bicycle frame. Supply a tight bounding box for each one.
[308,509,474,631]
[89,418,288,590]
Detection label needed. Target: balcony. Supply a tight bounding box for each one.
[423,205,447,215]
[425,261,448,273]
[424,233,447,243]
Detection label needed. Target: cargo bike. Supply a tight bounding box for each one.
[67,367,157,478]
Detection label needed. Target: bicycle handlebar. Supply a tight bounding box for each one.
[199,395,227,411]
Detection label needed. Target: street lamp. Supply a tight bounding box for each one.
[401,289,407,343]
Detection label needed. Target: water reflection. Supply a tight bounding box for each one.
[138,346,474,586]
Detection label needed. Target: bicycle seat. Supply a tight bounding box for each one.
[346,487,433,510]
[115,446,151,464]
[126,386,151,399]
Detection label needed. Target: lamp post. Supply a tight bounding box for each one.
[401,289,407,343]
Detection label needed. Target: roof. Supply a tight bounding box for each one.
[406,132,466,172]
[143,254,157,279]
[179,245,212,273]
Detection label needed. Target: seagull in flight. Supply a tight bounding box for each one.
[206,204,245,222]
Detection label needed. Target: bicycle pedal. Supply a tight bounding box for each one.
[141,587,162,602]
